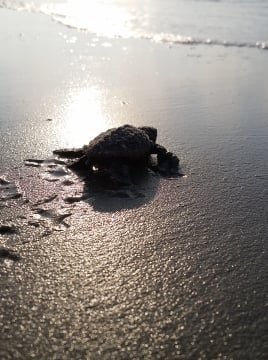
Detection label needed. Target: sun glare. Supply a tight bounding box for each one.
[59,87,109,146]
[42,0,134,38]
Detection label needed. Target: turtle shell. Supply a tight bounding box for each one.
[84,125,153,161]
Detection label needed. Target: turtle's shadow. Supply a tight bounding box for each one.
[38,157,181,212]
[70,166,161,212]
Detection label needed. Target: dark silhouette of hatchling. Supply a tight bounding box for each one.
[53,125,181,183]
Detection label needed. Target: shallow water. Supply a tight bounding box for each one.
[0,3,268,360]
[0,0,268,49]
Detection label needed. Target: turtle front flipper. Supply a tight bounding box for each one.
[68,155,91,171]
[53,148,85,159]
[154,144,182,176]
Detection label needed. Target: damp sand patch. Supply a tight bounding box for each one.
[0,165,78,253]
[0,177,22,201]
[0,150,165,259]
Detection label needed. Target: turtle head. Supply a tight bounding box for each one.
[139,126,157,143]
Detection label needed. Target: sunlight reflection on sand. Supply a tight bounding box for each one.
[56,87,109,146]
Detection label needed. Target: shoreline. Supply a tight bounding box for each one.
[1,8,268,360]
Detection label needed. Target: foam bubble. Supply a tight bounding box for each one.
[150,32,268,51]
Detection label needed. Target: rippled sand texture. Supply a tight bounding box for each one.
[1,1,268,360]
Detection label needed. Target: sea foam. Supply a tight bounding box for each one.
[1,0,267,51]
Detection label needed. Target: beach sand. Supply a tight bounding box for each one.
[1,8,268,360]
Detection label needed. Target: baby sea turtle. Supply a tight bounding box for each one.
[53,125,181,183]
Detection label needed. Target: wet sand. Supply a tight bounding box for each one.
[1,8,268,360]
